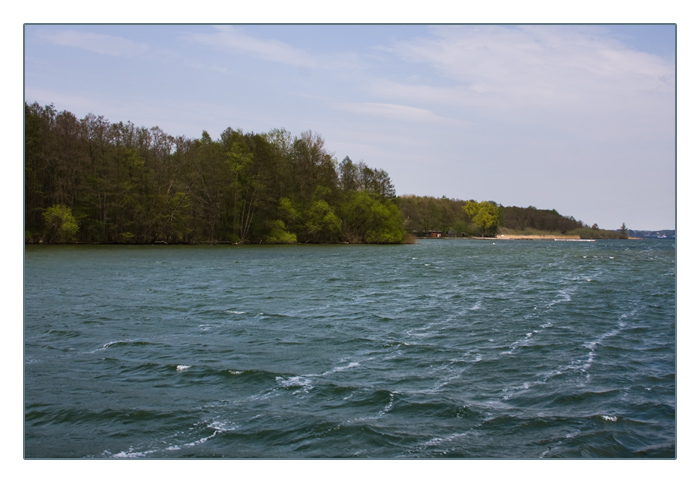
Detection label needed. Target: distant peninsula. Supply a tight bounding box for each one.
[627,230,675,240]
[25,102,632,245]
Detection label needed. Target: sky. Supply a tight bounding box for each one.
[23,23,675,230]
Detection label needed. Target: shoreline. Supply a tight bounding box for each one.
[491,234,582,240]
[420,235,587,241]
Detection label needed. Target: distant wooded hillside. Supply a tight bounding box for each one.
[396,196,627,239]
[25,101,628,244]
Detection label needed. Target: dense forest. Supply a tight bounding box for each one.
[24,102,405,244]
[24,102,626,244]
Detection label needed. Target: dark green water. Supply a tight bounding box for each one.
[24,239,676,458]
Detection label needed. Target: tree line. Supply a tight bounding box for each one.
[396,195,627,239]
[24,102,405,244]
[25,102,627,244]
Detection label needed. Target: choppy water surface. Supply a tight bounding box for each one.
[24,239,676,458]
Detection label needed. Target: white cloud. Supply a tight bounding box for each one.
[187,25,318,69]
[35,29,149,57]
[335,101,464,125]
[379,25,675,115]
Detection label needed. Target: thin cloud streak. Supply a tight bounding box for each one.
[35,29,149,57]
[187,25,318,69]
[335,101,468,126]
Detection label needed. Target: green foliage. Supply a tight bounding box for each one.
[397,196,595,238]
[42,204,79,242]
[265,220,297,244]
[464,201,500,237]
[397,195,467,235]
[278,198,298,224]
[300,200,342,243]
[29,102,612,245]
[339,191,404,244]
[365,202,404,244]
[24,102,407,244]
[119,232,135,243]
[500,205,582,233]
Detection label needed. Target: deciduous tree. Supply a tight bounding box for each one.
[41,205,79,243]
[464,200,500,237]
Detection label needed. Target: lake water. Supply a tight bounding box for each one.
[24,239,676,458]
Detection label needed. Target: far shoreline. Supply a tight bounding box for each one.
[417,235,648,241]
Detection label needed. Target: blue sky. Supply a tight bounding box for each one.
[24,23,676,230]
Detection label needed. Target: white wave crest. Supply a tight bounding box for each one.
[208,419,237,432]
[276,375,313,394]
[421,431,471,448]
[89,339,132,353]
[322,361,359,376]
[112,448,156,458]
